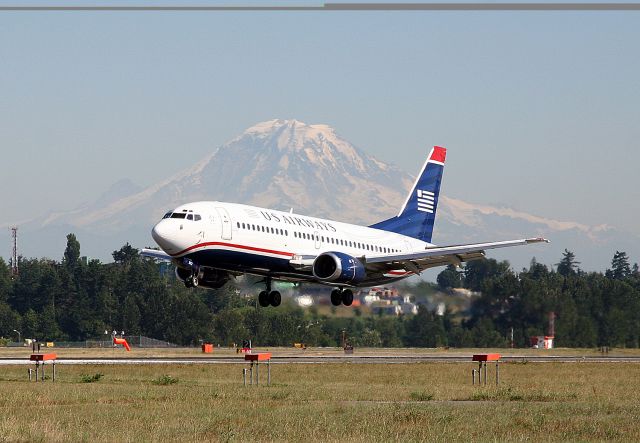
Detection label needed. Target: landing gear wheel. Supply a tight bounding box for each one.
[185,276,198,288]
[330,289,342,306]
[341,289,354,307]
[258,291,270,307]
[269,291,281,307]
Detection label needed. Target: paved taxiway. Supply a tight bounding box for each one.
[2,354,640,365]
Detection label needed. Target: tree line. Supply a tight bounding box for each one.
[0,234,639,348]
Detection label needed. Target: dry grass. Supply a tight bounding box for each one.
[0,360,639,441]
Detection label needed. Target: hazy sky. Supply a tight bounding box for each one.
[2,4,639,239]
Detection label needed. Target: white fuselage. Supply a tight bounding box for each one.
[151,201,429,285]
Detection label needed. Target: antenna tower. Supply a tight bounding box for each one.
[548,311,555,337]
[10,226,18,278]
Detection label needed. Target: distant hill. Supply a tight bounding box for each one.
[11,119,639,271]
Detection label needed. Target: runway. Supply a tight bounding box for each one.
[2,354,640,365]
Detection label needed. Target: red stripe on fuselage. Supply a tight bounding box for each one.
[170,242,295,258]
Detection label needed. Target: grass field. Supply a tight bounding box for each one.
[1,350,640,442]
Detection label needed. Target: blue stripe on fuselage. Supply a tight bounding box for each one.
[186,248,293,274]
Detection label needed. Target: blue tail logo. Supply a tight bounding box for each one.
[370,146,446,244]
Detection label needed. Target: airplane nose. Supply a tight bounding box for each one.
[152,220,179,252]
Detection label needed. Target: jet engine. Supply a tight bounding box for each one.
[312,252,366,285]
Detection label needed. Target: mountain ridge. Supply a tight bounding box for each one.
[7,119,638,271]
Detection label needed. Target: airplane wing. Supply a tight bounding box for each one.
[364,237,549,275]
[140,248,173,261]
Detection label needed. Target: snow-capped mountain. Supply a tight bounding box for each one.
[12,119,639,271]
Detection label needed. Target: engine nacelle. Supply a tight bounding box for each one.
[312,252,366,284]
[199,268,231,289]
[175,267,230,289]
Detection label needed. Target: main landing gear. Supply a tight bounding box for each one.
[330,288,354,307]
[258,278,281,307]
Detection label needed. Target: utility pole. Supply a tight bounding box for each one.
[9,226,18,278]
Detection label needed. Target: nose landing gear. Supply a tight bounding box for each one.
[330,288,354,306]
[181,259,200,288]
[257,278,281,307]
[185,273,199,288]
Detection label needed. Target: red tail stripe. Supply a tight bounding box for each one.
[430,146,447,163]
[171,242,295,258]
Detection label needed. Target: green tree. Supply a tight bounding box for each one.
[0,258,13,303]
[112,243,139,264]
[437,264,462,290]
[354,328,382,347]
[0,302,21,339]
[121,295,142,335]
[405,305,447,347]
[606,251,632,280]
[39,304,62,340]
[21,309,39,340]
[63,233,81,272]
[557,249,580,276]
[463,258,510,291]
[213,309,247,346]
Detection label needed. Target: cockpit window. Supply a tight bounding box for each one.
[187,214,193,221]
[194,214,201,221]
[170,213,186,219]
[163,211,172,219]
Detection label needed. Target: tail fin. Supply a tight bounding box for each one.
[369,146,446,243]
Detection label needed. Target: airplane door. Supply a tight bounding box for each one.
[215,207,232,240]
[314,231,321,249]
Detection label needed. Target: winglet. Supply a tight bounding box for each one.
[526,237,550,244]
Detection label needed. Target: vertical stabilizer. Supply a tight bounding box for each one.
[369,146,446,243]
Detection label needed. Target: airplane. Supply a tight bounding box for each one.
[141,146,548,307]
